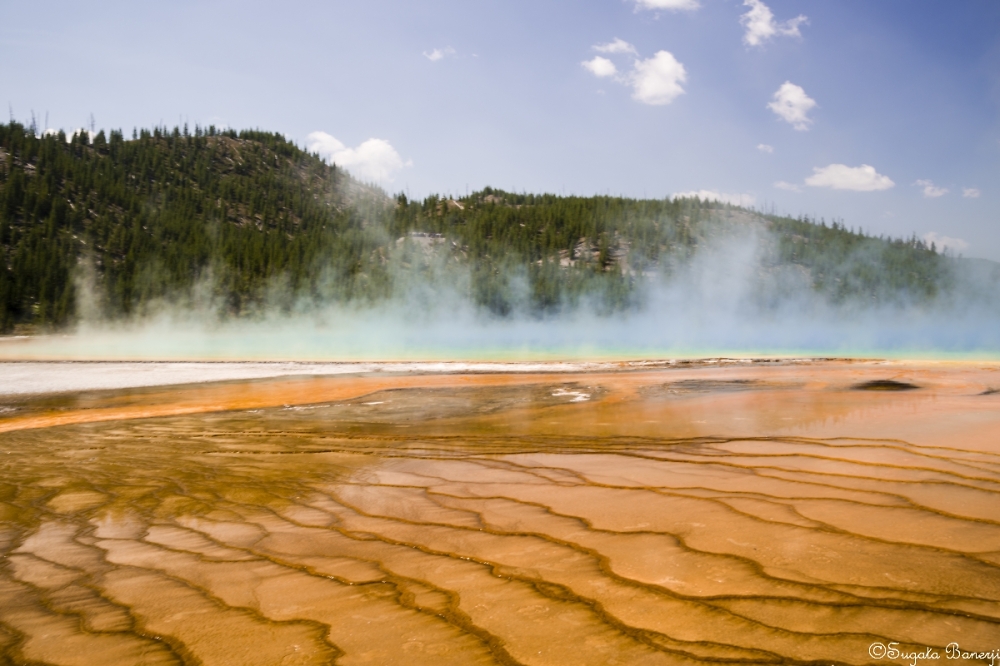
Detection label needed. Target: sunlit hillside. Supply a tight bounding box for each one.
[1,122,996,334]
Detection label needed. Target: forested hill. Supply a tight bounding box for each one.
[0,122,992,332]
[0,122,392,331]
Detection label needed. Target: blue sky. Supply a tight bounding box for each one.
[3,0,999,258]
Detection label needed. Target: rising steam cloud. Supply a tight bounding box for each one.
[6,217,999,362]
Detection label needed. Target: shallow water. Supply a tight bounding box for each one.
[1,362,999,664]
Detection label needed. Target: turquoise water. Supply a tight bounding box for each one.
[2,298,998,362]
[1,325,997,362]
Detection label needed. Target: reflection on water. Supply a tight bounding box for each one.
[1,364,999,664]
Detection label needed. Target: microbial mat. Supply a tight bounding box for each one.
[0,360,998,664]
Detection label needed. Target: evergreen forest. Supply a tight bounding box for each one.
[0,121,992,333]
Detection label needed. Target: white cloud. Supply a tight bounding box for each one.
[582,56,617,78]
[423,47,456,62]
[773,181,800,192]
[673,190,756,206]
[757,143,774,153]
[582,42,687,107]
[768,82,816,130]
[629,51,687,106]
[740,0,807,47]
[914,179,948,198]
[805,164,894,191]
[593,38,638,56]
[963,187,981,198]
[306,131,411,183]
[634,0,700,11]
[923,232,969,254]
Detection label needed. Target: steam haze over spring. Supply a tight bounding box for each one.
[10,188,1000,361]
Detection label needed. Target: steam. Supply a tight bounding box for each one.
[5,216,998,362]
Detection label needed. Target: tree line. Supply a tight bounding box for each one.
[0,121,968,332]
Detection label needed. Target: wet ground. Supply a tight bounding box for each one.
[0,360,998,664]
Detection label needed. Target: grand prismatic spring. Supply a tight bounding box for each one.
[0,358,999,665]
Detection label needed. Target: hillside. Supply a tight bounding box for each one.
[0,122,392,331]
[392,190,963,314]
[0,122,993,333]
